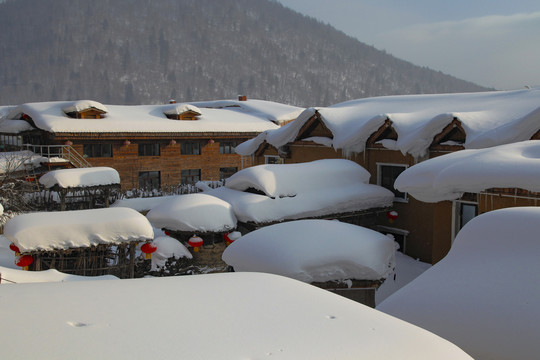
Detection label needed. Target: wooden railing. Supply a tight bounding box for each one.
[23,144,91,168]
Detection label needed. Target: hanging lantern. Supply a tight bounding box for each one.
[15,255,33,271]
[188,235,204,252]
[387,211,398,223]
[140,242,157,259]
[164,231,170,236]
[9,243,20,256]
[224,231,241,246]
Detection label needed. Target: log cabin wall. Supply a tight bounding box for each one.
[53,135,255,190]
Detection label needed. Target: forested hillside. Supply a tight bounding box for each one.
[0,0,489,106]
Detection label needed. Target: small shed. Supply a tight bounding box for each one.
[222,219,396,307]
[146,193,237,246]
[38,167,121,210]
[4,207,154,278]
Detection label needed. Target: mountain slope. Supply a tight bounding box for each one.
[0,0,489,106]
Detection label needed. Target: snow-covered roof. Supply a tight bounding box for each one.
[200,159,393,223]
[0,98,302,134]
[378,207,540,359]
[38,166,120,189]
[394,140,540,202]
[222,220,396,283]
[4,208,153,252]
[162,103,201,116]
[236,88,540,158]
[192,98,304,125]
[0,272,472,359]
[146,193,237,233]
[61,100,108,114]
[111,195,178,212]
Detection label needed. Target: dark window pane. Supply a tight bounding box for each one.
[380,165,406,199]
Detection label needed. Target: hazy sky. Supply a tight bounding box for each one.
[277,0,540,90]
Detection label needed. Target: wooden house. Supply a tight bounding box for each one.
[0,98,302,190]
[235,89,540,263]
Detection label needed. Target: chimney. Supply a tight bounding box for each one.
[238,95,247,101]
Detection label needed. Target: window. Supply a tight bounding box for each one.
[181,141,200,155]
[377,163,407,200]
[83,144,112,158]
[265,155,283,164]
[452,201,478,242]
[220,167,237,181]
[138,143,160,156]
[219,141,237,154]
[139,171,161,190]
[181,169,201,185]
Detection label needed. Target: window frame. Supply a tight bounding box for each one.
[138,143,161,157]
[83,143,113,158]
[181,141,201,155]
[219,167,238,181]
[219,141,237,154]
[264,155,283,164]
[377,163,408,202]
[138,170,161,190]
[181,169,201,185]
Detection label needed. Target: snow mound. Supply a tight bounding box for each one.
[394,140,540,202]
[378,207,540,359]
[0,272,472,359]
[38,166,120,189]
[146,193,237,232]
[0,265,117,284]
[111,195,177,212]
[151,236,192,270]
[4,208,153,252]
[222,220,396,283]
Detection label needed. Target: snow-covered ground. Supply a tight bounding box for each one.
[378,207,540,359]
[0,272,472,359]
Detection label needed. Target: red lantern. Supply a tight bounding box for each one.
[188,235,203,252]
[141,242,157,259]
[224,232,241,246]
[15,255,33,271]
[9,243,20,256]
[387,211,398,223]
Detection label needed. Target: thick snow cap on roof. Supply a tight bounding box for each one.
[394,140,540,202]
[0,98,294,134]
[237,89,540,158]
[225,158,371,198]
[38,166,120,189]
[162,103,201,116]
[61,100,108,114]
[0,273,472,359]
[4,208,153,252]
[222,220,396,282]
[146,193,237,233]
[201,159,394,223]
[378,207,540,359]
